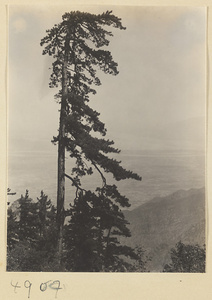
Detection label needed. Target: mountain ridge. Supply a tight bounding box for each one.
[122,187,205,271]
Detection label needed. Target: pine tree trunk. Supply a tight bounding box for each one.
[57,49,68,266]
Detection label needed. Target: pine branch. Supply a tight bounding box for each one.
[90,159,106,188]
[64,173,86,192]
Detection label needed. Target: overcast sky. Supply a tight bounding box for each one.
[9,5,206,152]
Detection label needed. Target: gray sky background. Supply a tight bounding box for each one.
[9,5,206,152]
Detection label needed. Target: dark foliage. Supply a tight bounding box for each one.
[7,189,148,272]
[18,190,39,243]
[163,241,206,273]
[64,190,142,272]
[7,191,59,272]
[7,208,19,251]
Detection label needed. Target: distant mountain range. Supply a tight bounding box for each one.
[122,187,205,272]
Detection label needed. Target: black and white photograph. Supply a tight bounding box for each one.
[7,5,206,273]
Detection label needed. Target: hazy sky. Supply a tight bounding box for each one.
[9,5,206,152]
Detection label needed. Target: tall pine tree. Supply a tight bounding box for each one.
[41,11,142,268]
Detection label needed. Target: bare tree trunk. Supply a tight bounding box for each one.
[57,50,68,266]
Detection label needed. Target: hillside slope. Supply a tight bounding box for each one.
[123,187,205,272]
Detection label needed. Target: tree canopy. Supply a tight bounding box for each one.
[163,241,206,273]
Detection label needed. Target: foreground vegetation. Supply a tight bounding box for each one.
[163,241,205,273]
[7,190,149,272]
[7,190,205,272]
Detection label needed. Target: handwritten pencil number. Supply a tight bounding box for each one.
[49,280,62,298]
[40,280,62,298]
[24,280,32,299]
[11,280,62,298]
[11,281,21,293]
[40,280,51,292]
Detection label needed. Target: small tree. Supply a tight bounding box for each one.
[36,191,59,270]
[7,208,19,251]
[18,190,39,244]
[64,192,101,271]
[163,241,206,273]
[64,188,144,272]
